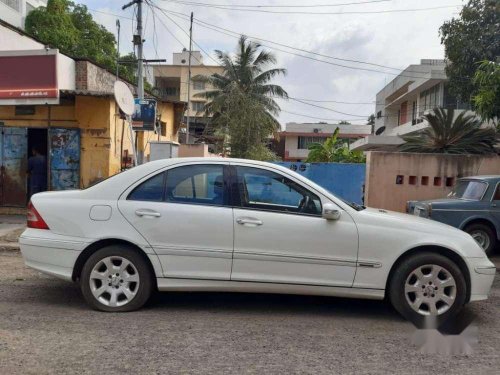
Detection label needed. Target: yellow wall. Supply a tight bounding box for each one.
[0,95,178,189]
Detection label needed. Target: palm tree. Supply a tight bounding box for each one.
[306,128,365,163]
[400,108,497,154]
[195,36,288,159]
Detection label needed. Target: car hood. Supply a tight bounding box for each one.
[359,207,474,240]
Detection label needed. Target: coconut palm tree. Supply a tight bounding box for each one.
[399,108,497,154]
[195,36,288,159]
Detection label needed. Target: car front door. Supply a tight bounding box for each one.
[491,182,500,234]
[118,162,234,280]
[230,164,359,287]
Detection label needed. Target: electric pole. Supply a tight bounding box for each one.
[122,0,144,100]
[185,12,193,144]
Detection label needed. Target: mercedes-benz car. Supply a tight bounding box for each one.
[20,158,495,325]
[409,176,500,255]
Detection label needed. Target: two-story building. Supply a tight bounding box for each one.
[147,50,224,142]
[1,0,47,29]
[350,59,470,151]
[281,122,372,161]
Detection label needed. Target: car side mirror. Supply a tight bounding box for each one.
[323,203,341,220]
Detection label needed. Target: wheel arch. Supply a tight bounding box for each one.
[72,238,158,289]
[385,245,471,303]
[460,217,499,240]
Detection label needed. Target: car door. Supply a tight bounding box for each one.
[491,182,500,231]
[118,162,234,280]
[230,164,359,287]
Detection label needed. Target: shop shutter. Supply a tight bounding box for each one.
[49,128,80,190]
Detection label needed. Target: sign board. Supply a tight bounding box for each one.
[132,98,157,131]
[0,50,59,105]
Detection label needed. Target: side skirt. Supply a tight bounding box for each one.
[157,278,385,300]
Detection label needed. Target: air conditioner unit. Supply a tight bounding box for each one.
[313,128,320,133]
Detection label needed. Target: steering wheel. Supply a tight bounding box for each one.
[298,195,311,212]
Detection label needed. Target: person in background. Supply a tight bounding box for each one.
[27,147,47,197]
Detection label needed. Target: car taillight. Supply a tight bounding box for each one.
[27,201,49,230]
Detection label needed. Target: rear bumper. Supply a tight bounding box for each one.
[19,229,87,281]
[467,257,496,302]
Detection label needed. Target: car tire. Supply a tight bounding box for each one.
[389,252,467,328]
[80,245,153,312]
[464,223,496,256]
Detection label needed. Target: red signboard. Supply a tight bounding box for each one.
[0,54,58,100]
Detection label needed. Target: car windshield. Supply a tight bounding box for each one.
[448,180,488,200]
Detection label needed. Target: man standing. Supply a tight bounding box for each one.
[27,147,47,197]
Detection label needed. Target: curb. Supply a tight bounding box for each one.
[0,243,20,252]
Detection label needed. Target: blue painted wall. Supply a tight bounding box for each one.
[274,162,366,205]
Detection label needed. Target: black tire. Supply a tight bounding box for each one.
[464,223,496,256]
[80,245,153,312]
[389,252,467,328]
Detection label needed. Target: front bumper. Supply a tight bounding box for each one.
[467,257,496,302]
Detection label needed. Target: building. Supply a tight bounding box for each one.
[147,49,224,141]
[0,19,183,210]
[281,122,372,161]
[0,0,46,29]
[350,59,470,151]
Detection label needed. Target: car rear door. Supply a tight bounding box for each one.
[230,163,359,287]
[118,162,234,280]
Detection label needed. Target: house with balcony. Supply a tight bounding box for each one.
[281,122,372,161]
[147,50,224,142]
[350,59,470,151]
[0,0,47,29]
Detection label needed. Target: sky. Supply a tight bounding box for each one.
[77,0,465,127]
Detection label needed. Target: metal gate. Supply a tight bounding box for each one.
[49,128,80,190]
[0,127,28,207]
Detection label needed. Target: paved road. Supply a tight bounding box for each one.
[0,251,499,374]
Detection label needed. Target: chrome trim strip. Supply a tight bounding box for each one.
[233,250,357,267]
[154,246,233,259]
[431,209,492,212]
[357,261,382,268]
[474,266,496,275]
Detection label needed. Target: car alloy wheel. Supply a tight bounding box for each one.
[89,256,140,307]
[404,264,457,316]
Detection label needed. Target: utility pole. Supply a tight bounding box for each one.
[122,0,144,100]
[185,12,193,144]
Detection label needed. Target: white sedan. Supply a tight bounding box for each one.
[20,158,495,325]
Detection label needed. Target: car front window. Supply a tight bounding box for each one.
[448,180,488,200]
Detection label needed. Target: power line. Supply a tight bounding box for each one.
[158,1,461,15]
[289,98,369,117]
[161,0,391,9]
[159,8,467,80]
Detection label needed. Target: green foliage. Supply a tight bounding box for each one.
[399,108,497,154]
[338,120,351,125]
[440,0,500,101]
[196,36,288,160]
[306,128,365,163]
[473,60,500,127]
[367,114,375,126]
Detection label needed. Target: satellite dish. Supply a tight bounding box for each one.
[375,126,386,135]
[114,81,135,116]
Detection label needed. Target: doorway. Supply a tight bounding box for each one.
[27,128,48,199]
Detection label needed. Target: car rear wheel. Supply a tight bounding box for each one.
[80,245,153,312]
[389,252,467,327]
[465,223,496,256]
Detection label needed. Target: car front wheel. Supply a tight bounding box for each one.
[465,223,496,256]
[80,245,153,312]
[389,252,467,327]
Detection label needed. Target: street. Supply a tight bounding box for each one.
[0,251,499,374]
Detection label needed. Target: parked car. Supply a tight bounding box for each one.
[408,176,500,255]
[20,158,495,326]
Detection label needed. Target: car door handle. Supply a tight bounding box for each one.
[236,217,263,226]
[135,209,161,218]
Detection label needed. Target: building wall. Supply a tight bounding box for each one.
[365,152,500,212]
[0,0,47,29]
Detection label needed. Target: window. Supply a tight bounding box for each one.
[1,0,20,11]
[448,180,488,200]
[297,136,325,150]
[235,167,322,215]
[493,184,500,201]
[165,165,226,206]
[128,172,166,202]
[191,101,205,112]
[396,175,404,185]
[193,81,205,90]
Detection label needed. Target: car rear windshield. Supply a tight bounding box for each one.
[448,180,487,200]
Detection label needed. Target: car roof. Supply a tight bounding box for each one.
[458,175,500,181]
